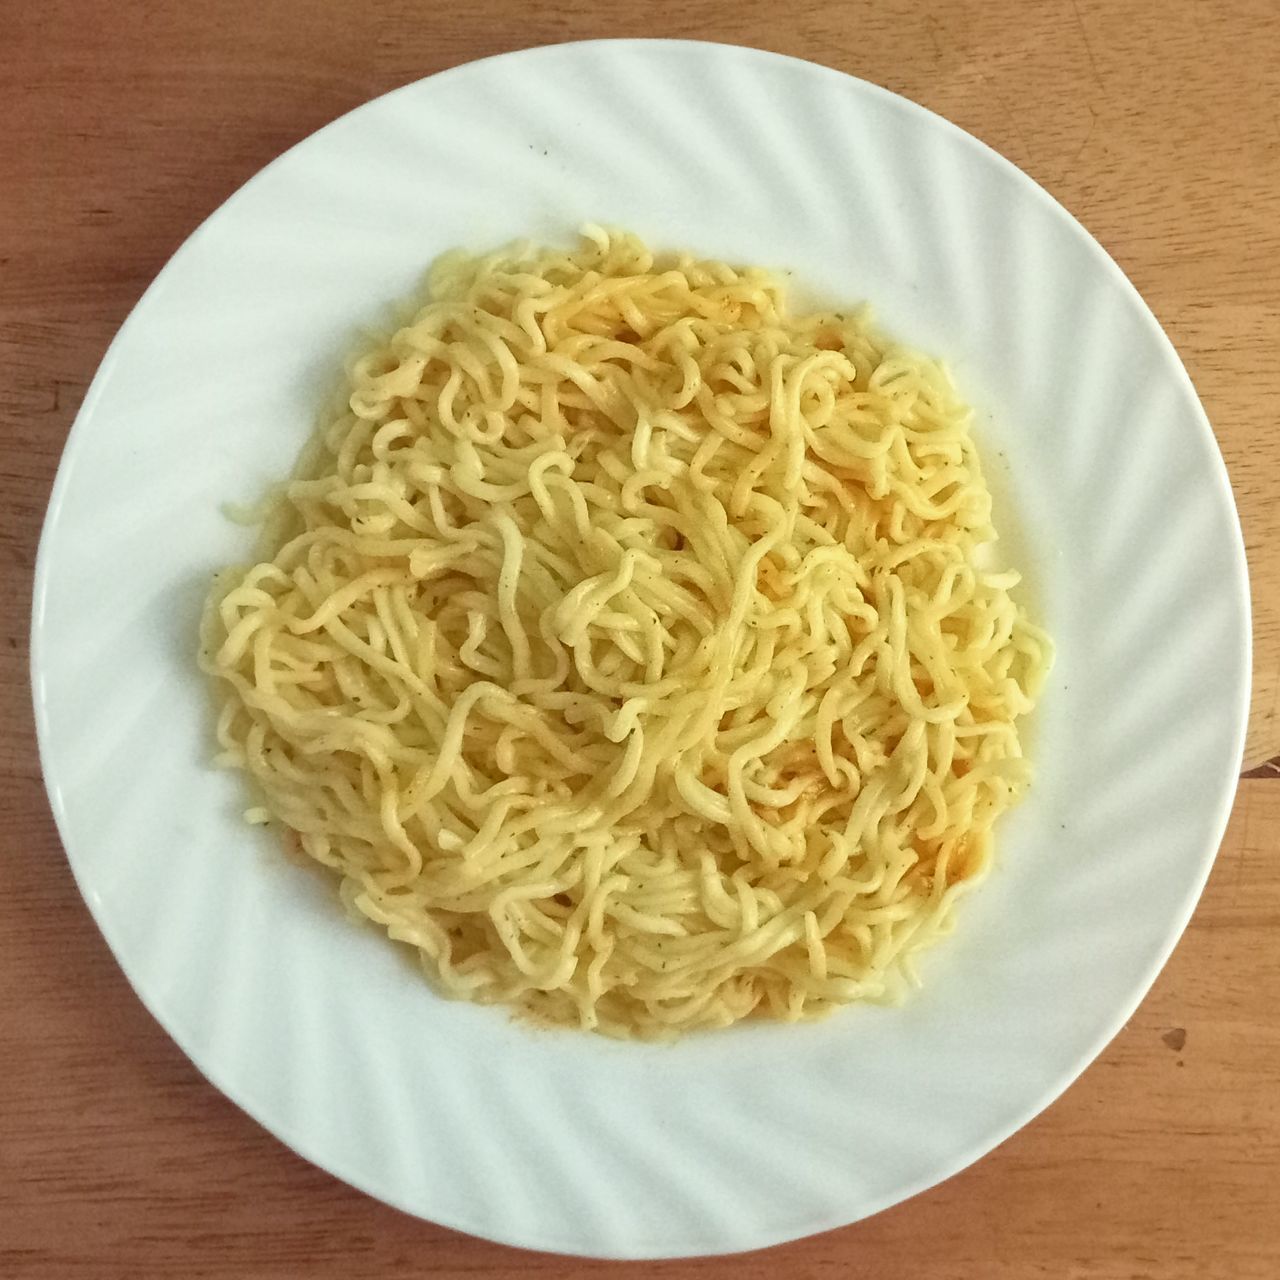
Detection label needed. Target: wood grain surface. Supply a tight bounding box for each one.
[2,2,1278,1277]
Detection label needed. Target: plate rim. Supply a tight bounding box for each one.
[29,37,1252,1259]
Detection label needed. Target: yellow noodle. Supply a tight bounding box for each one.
[200,228,1051,1039]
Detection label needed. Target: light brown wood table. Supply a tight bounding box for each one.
[3,3,1278,1277]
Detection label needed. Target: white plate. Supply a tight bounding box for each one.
[31,40,1250,1259]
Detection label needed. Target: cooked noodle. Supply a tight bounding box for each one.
[200,228,1051,1038]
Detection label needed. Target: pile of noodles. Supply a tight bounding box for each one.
[200,227,1051,1038]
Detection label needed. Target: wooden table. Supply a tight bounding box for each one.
[3,3,1279,1276]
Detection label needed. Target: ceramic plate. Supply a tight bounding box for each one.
[31,39,1250,1259]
